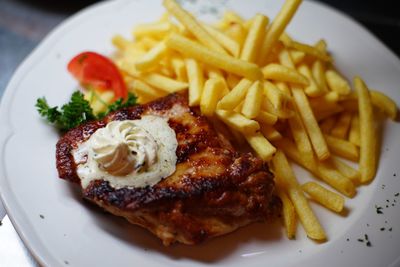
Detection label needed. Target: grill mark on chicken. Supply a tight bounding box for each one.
[56,92,279,245]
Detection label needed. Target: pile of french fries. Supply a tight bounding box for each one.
[105,0,398,241]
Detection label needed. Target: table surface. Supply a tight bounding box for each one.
[1,0,400,266]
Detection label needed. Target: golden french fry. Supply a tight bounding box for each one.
[134,42,168,71]
[324,134,359,161]
[200,78,224,116]
[166,33,263,80]
[279,49,295,69]
[320,116,337,133]
[292,87,330,160]
[348,113,360,146]
[256,111,278,125]
[325,70,351,95]
[242,81,263,118]
[275,82,291,95]
[312,61,329,93]
[225,23,247,48]
[263,81,291,112]
[218,11,245,30]
[140,72,188,93]
[112,35,131,50]
[245,132,276,161]
[258,0,303,65]
[354,77,377,183]
[216,109,260,134]
[163,0,227,54]
[272,150,326,240]
[297,64,325,97]
[171,56,187,82]
[218,78,252,109]
[331,156,360,183]
[290,49,306,65]
[275,138,356,197]
[185,58,204,106]
[314,39,327,53]
[262,64,309,85]
[370,90,398,120]
[302,182,345,213]
[277,189,297,239]
[203,24,240,57]
[330,112,352,139]
[240,14,269,62]
[260,124,282,141]
[287,41,332,62]
[128,79,167,101]
[226,73,241,89]
[133,22,172,39]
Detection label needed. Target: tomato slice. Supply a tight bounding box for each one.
[67,51,128,99]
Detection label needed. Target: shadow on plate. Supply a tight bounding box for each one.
[66,184,283,263]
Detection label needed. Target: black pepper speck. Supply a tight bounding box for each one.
[39,214,45,219]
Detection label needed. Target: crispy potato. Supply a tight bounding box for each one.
[240,14,269,62]
[288,41,332,62]
[260,124,282,141]
[171,56,187,81]
[128,79,167,102]
[258,0,302,65]
[277,189,297,239]
[330,112,352,139]
[262,64,309,85]
[314,39,327,53]
[370,90,398,120]
[312,61,329,93]
[348,113,360,146]
[218,78,252,109]
[331,156,360,183]
[245,132,276,161]
[166,33,263,80]
[275,82,291,95]
[279,49,295,69]
[226,73,241,89]
[200,78,224,116]
[225,23,247,48]
[292,87,330,160]
[354,77,377,183]
[242,81,263,118]
[256,111,278,125]
[320,116,337,133]
[324,134,359,161]
[141,72,188,93]
[203,24,240,57]
[272,150,326,240]
[216,109,260,134]
[325,70,351,95]
[290,49,306,65]
[298,64,324,97]
[302,182,345,213]
[134,42,168,71]
[163,0,227,54]
[185,58,204,106]
[133,21,172,39]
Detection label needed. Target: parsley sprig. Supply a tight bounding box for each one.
[36,91,137,131]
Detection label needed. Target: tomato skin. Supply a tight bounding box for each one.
[67,51,127,99]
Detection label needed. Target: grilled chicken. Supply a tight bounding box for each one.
[56,92,279,245]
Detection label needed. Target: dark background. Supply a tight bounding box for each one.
[1,0,399,95]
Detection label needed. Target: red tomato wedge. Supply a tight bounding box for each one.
[67,51,128,99]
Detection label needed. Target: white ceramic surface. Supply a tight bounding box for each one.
[1,0,400,266]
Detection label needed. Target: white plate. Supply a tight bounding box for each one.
[1,0,400,266]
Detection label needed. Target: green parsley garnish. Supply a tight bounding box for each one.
[36,91,137,131]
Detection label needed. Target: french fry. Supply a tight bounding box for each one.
[225,23,247,48]
[140,72,188,93]
[330,112,352,139]
[260,124,282,141]
[370,90,398,120]
[128,79,166,101]
[291,87,330,160]
[218,78,252,109]
[216,109,260,134]
[226,73,241,89]
[314,106,344,122]
[258,0,303,65]
[240,14,269,62]
[354,77,377,183]
[112,35,131,50]
[274,138,356,197]
[276,188,297,239]
[242,81,263,118]
[133,21,172,39]
[348,113,360,146]
[218,11,245,30]
[312,61,329,93]
[325,70,351,95]
[245,132,276,161]
[165,33,263,80]
[263,81,291,112]
[301,182,345,213]
[185,58,204,106]
[171,56,187,81]
[287,41,332,62]
[290,50,306,65]
[279,49,295,68]
[324,134,359,161]
[272,150,326,240]
[203,24,240,57]
[320,116,337,133]
[134,42,168,71]
[331,156,360,183]
[200,78,224,116]
[275,82,291,96]
[314,39,327,53]
[256,111,278,125]
[262,64,309,85]
[297,64,324,97]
